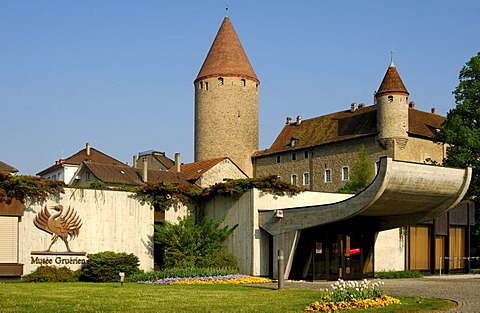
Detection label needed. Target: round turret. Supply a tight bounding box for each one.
[194,16,259,176]
[376,61,410,150]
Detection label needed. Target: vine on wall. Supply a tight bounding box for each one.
[0,173,65,204]
[134,175,305,211]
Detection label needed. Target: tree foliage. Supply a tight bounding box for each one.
[435,52,480,200]
[154,215,238,269]
[0,173,65,204]
[435,52,480,242]
[338,145,374,194]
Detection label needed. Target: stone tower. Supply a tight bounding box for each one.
[194,14,259,176]
[375,59,410,152]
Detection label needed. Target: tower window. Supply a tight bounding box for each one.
[291,174,297,186]
[205,82,209,90]
[218,77,224,86]
[342,166,350,181]
[388,95,393,102]
[199,81,203,90]
[241,79,246,87]
[276,155,281,163]
[324,169,332,183]
[303,172,310,185]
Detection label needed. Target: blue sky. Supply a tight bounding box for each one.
[1,1,479,175]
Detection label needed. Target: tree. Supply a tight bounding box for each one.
[338,145,374,194]
[435,52,480,245]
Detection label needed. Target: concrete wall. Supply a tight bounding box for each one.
[19,188,170,275]
[203,189,353,277]
[374,228,406,272]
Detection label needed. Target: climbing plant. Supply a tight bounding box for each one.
[134,175,304,211]
[0,173,65,204]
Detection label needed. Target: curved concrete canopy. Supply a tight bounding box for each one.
[259,157,471,236]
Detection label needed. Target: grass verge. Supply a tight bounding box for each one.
[0,282,455,312]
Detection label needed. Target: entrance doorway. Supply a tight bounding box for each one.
[290,220,375,281]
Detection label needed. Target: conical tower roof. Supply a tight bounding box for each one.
[195,17,259,83]
[376,62,409,96]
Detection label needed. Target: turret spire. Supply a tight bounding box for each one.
[390,48,395,67]
[225,4,229,18]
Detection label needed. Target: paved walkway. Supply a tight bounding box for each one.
[268,274,480,312]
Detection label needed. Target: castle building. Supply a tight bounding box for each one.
[195,13,474,279]
[253,61,447,193]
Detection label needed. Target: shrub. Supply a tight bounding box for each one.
[470,268,480,274]
[154,215,237,269]
[22,266,79,282]
[128,266,239,282]
[79,251,142,282]
[375,270,423,279]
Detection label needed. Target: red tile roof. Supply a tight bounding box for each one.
[195,17,259,83]
[377,64,409,95]
[254,106,445,156]
[169,157,229,181]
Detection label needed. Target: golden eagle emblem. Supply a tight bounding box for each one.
[33,205,83,252]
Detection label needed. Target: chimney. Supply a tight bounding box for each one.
[431,107,436,114]
[286,117,292,125]
[358,103,365,108]
[296,115,302,125]
[86,142,91,156]
[409,101,415,109]
[142,157,148,183]
[175,153,181,173]
[351,102,357,113]
[132,155,137,168]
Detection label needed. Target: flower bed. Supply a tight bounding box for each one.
[139,274,271,285]
[305,279,400,312]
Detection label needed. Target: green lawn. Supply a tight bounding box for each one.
[0,282,455,312]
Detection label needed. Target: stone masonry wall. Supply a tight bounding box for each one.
[195,76,258,176]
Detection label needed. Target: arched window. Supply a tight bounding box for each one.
[291,174,298,186]
[324,169,332,183]
[241,79,246,87]
[218,77,224,86]
[303,172,310,185]
[342,166,349,181]
[205,82,209,90]
[388,95,393,102]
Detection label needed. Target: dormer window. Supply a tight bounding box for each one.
[291,139,296,147]
[388,95,393,102]
[218,77,224,86]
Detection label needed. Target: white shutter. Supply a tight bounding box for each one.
[0,216,18,263]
